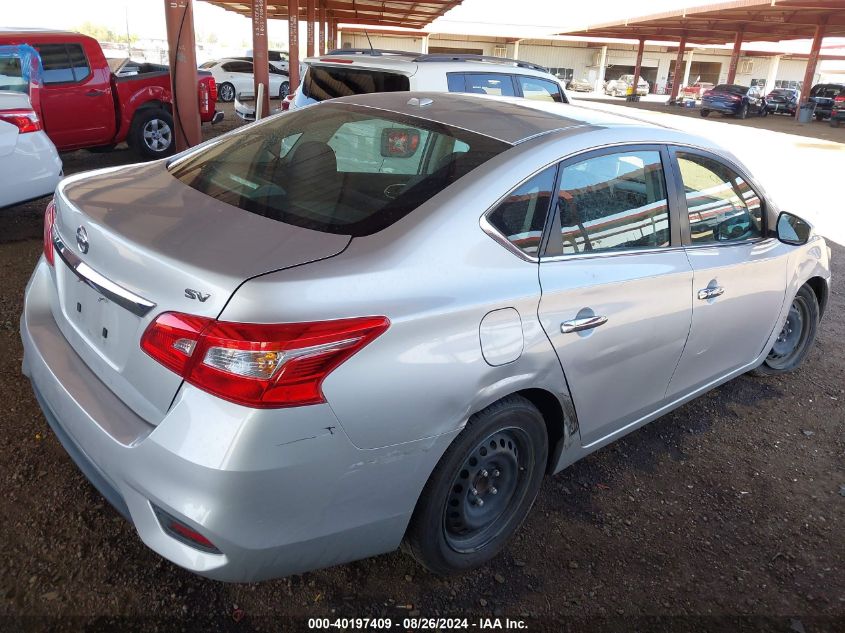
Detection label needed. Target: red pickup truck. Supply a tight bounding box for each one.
[0,30,222,159]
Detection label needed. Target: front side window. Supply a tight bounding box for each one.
[461,74,515,97]
[302,66,410,102]
[553,150,670,254]
[66,44,90,81]
[517,76,563,103]
[169,104,508,236]
[676,152,763,244]
[487,166,556,256]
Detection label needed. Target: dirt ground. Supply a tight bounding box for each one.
[0,103,843,633]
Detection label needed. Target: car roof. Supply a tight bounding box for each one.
[0,29,95,42]
[330,91,704,146]
[303,51,556,78]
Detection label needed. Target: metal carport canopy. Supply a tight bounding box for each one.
[558,0,845,44]
[204,1,464,29]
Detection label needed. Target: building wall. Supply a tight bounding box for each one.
[339,30,831,93]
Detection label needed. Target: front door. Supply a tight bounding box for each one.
[666,149,788,397]
[538,146,693,446]
[35,42,114,149]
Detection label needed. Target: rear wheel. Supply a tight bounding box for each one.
[218,82,236,102]
[760,105,768,117]
[700,109,710,117]
[404,395,548,575]
[279,81,290,99]
[737,103,749,119]
[130,108,175,160]
[752,285,819,376]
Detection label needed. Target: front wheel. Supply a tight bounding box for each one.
[752,285,819,376]
[700,109,710,117]
[737,103,749,119]
[403,395,548,575]
[279,81,290,99]
[130,108,175,160]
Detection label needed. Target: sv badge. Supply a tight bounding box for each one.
[185,289,211,302]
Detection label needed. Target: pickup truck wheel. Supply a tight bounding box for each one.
[403,395,547,575]
[218,82,235,102]
[131,109,175,160]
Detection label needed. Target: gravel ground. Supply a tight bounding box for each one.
[0,103,843,633]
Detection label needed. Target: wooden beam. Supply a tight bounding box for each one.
[164,0,201,150]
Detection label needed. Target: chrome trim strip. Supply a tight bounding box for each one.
[479,214,539,263]
[52,231,157,318]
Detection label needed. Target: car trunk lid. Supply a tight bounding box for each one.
[49,162,350,425]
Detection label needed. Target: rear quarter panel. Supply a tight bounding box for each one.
[113,75,171,142]
[218,138,581,451]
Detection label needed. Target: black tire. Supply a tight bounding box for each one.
[751,285,819,376]
[814,111,824,121]
[760,105,768,117]
[279,81,290,99]
[403,395,548,575]
[700,109,710,117]
[130,108,175,160]
[737,103,749,119]
[218,82,236,102]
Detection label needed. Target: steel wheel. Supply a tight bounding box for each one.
[443,428,533,554]
[142,118,172,153]
[766,295,810,370]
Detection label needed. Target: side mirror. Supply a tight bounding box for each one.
[380,128,420,158]
[776,212,811,245]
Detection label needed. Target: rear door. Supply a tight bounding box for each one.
[537,145,693,446]
[665,148,788,397]
[35,42,114,149]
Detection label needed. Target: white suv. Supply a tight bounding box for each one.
[289,49,569,110]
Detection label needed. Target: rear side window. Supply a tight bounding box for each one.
[303,66,410,102]
[553,150,670,254]
[36,44,90,84]
[487,166,556,256]
[676,153,763,244]
[461,74,515,97]
[223,61,253,73]
[517,76,563,103]
[446,73,464,93]
[169,103,508,236]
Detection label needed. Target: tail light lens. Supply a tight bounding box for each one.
[141,313,390,408]
[281,94,294,111]
[199,82,210,115]
[208,78,218,105]
[0,108,42,133]
[43,199,56,266]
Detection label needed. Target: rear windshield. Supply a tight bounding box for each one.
[169,103,508,236]
[713,84,747,95]
[302,65,410,102]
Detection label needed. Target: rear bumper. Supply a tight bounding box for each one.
[0,132,62,208]
[21,259,455,581]
[701,102,739,114]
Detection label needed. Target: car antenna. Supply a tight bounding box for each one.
[364,30,375,54]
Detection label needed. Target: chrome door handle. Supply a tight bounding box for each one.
[561,315,608,334]
[697,286,725,300]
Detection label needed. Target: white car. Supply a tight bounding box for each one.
[200,58,290,102]
[0,91,62,208]
[290,50,569,111]
[245,49,289,72]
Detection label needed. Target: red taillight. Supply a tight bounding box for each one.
[281,94,294,111]
[208,78,218,105]
[141,313,390,408]
[43,199,56,266]
[199,82,210,115]
[0,108,42,133]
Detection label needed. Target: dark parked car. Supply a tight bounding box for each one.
[809,83,845,120]
[700,84,767,119]
[831,94,845,127]
[567,77,593,92]
[765,88,800,115]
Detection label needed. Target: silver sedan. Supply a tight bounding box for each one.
[21,92,831,581]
